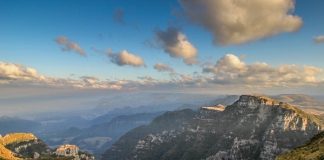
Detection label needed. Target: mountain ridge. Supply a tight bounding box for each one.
[103,95,323,160]
[0,132,94,160]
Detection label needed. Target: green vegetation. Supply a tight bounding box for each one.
[276,131,324,160]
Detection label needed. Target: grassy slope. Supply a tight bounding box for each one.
[0,133,37,160]
[276,132,324,160]
[0,144,19,160]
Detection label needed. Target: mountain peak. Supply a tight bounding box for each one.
[236,95,281,106]
[104,94,324,160]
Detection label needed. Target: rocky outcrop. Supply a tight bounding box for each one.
[55,144,94,160]
[0,133,95,160]
[56,144,79,157]
[103,95,323,160]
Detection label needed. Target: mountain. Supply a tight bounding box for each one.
[0,132,94,160]
[0,133,48,160]
[271,94,324,115]
[92,93,222,118]
[45,112,163,157]
[276,131,324,160]
[103,95,323,160]
[176,95,239,111]
[0,117,41,135]
[90,107,160,125]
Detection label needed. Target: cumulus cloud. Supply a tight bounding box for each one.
[0,61,124,89]
[0,62,46,83]
[314,35,324,43]
[108,50,145,67]
[179,0,302,45]
[203,54,323,87]
[113,8,125,25]
[55,36,86,56]
[154,63,174,73]
[1,56,324,93]
[155,27,197,65]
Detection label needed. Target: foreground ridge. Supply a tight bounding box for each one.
[0,132,94,160]
[276,131,324,160]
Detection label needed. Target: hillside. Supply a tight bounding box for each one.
[276,131,324,160]
[45,112,162,157]
[0,144,18,160]
[0,133,37,160]
[0,132,94,160]
[103,95,323,160]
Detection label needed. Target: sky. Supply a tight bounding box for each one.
[1,0,324,115]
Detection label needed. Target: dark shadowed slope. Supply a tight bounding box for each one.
[276,131,324,160]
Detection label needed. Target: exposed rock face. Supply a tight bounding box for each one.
[103,95,323,160]
[55,144,95,160]
[201,104,225,112]
[0,133,95,160]
[56,144,79,157]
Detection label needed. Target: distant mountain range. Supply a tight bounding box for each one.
[46,112,163,156]
[103,95,324,160]
[271,94,324,115]
[0,117,41,135]
[1,94,324,159]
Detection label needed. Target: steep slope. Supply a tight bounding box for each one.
[103,95,323,160]
[276,131,324,160]
[0,144,18,160]
[0,133,39,160]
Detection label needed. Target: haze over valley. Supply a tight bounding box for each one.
[1,0,324,159]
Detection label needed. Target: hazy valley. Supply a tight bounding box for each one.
[1,94,324,159]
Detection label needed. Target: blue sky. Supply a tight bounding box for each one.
[0,0,324,92]
[1,0,324,116]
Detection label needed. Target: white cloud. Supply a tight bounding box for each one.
[155,27,197,65]
[203,54,323,87]
[314,35,324,43]
[108,50,145,67]
[154,63,174,73]
[1,56,324,93]
[0,62,45,83]
[0,61,124,89]
[179,0,302,45]
[55,36,86,56]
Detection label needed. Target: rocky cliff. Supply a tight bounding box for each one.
[0,133,94,160]
[103,95,323,160]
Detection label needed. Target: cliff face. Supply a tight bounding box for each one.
[103,95,323,160]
